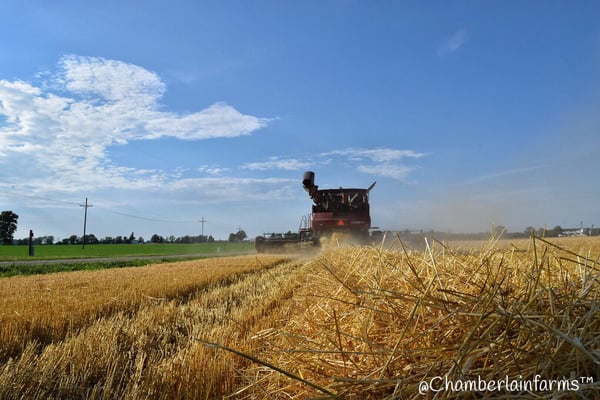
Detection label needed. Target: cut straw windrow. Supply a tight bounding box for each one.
[234,235,600,398]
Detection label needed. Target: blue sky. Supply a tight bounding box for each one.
[1,1,599,241]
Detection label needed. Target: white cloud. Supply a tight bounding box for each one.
[356,164,415,181]
[0,55,271,193]
[322,148,426,162]
[58,55,166,105]
[437,29,468,56]
[321,147,426,182]
[198,165,229,175]
[156,176,299,205]
[244,147,427,183]
[242,156,312,171]
[146,102,269,140]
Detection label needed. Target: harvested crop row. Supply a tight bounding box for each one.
[0,255,308,399]
[0,254,290,362]
[228,236,600,399]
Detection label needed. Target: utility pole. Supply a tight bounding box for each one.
[80,198,93,249]
[28,230,34,257]
[200,217,207,237]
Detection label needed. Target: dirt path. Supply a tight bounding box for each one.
[0,250,256,266]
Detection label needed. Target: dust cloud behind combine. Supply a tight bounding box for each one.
[382,102,600,234]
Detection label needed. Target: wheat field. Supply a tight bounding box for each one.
[0,254,306,398]
[1,236,599,398]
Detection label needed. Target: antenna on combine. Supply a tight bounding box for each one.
[367,181,376,193]
[80,197,93,249]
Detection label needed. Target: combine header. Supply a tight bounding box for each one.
[255,171,376,253]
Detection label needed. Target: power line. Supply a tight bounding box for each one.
[0,187,202,226]
[0,188,80,206]
[96,208,195,224]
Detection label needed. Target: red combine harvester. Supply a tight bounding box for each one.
[255,171,376,253]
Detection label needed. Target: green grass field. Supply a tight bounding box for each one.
[0,242,255,261]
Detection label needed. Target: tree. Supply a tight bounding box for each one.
[229,229,247,242]
[151,234,164,244]
[0,211,19,245]
[86,234,99,245]
[549,226,563,237]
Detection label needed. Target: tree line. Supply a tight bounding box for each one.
[12,232,248,245]
[395,224,600,241]
[11,232,251,245]
[1,210,249,245]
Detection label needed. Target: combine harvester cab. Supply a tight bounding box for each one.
[302,171,376,245]
[255,171,376,253]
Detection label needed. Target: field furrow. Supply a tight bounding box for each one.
[0,255,292,361]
